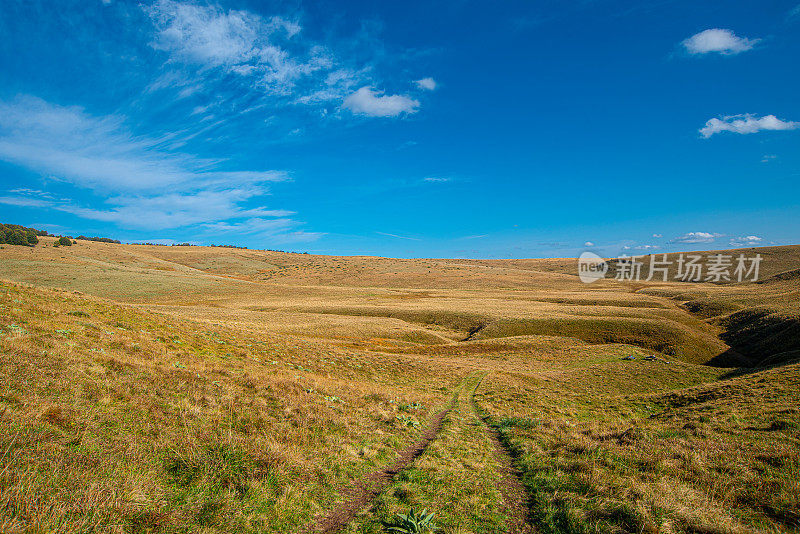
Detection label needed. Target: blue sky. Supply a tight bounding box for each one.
[0,0,798,258]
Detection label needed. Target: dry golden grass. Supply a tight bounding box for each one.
[343,375,510,534]
[477,360,800,533]
[0,281,463,532]
[0,239,799,533]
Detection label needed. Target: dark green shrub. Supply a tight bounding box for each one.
[0,223,44,246]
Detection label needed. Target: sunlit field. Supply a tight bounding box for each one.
[1,238,798,533]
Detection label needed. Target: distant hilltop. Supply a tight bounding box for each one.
[0,221,301,253]
[0,222,121,246]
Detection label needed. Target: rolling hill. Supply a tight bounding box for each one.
[1,237,798,533]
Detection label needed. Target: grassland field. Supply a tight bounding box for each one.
[0,237,798,533]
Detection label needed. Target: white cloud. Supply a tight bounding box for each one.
[423,176,450,183]
[0,195,54,208]
[415,77,437,91]
[729,235,763,246]
[54,189,292,229]
[761,154,777,163]
[342,87,419,117]
[201,218,323,243]
[584,241,595,247]
[0,182,300,233]
[0,95,313,239]
[146,1,298,69]
[682,29,759,55]
[0,96,287,192]
[143,2,431,119]
[652,233,663,238]
[671,232,722,244]
[8,188,55,199]
[699,114,799,138]
[145,0,364,102]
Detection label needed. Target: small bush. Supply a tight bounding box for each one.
[58,236,73,246]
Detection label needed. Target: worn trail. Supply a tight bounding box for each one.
[470,374,535,534]
[299,382,462,534]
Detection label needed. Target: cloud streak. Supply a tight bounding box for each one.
[670,232,722,244]
[376,231,421,241]
[0,95,289,192]
[700,114,798,138]
[0,95,317,240]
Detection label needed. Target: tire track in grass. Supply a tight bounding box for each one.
[299,381,464,534]
[470,374,535,534]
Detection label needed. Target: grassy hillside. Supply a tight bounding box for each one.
[0,282,460,532]
[477,357,800,533]
[1,239,799,533]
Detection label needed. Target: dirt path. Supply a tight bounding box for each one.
[299,375,534,534]
[469,374,535,534]
[299,384,462,534]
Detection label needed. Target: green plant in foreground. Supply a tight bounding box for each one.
[383,508,438,533]
[397,415,421,428]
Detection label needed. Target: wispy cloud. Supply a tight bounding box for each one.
[699,114,798,138]
[622,244,660,250]
[682,29,759,55]
[201,218,323,243]
[0,95,289,191]
[145,0,329,97]
[729,235,763,246]
[342,87,419,117]
[0,95,316,240]
[143,0,418,118]
[376,231,421,241]
[0,194,55,208]
[423,176,451,183]
[58,190,291,228]
[670,231,722,244]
